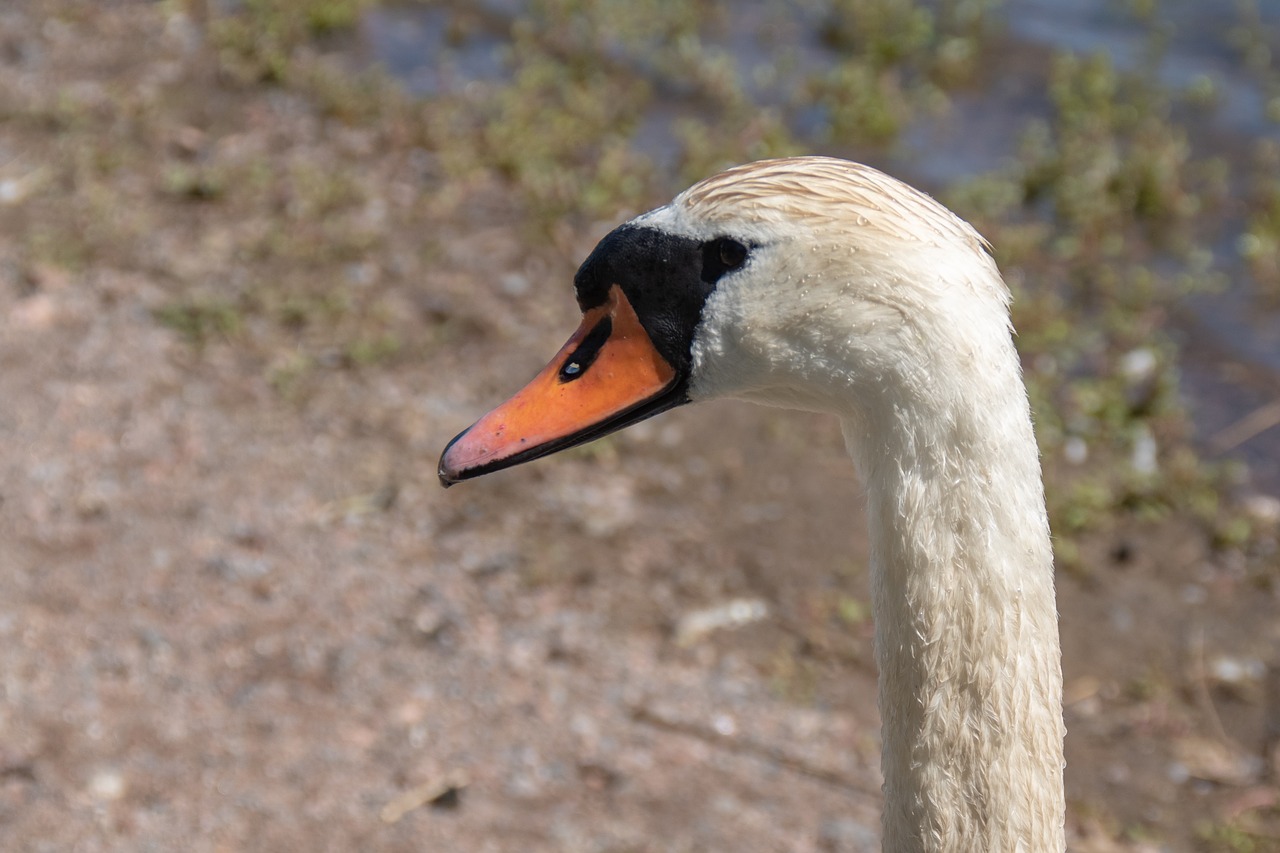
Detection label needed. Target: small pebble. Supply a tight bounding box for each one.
[1243,493,1280,527]
[89,769,126,802]
[1120,348,1157,382]
[1131,424,1158,476]
[500,273,529,296]
[1209,655,1264,686]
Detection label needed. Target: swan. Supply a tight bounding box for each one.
[438,156,1066,851]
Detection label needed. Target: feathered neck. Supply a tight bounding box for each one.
[843,339,1065,851]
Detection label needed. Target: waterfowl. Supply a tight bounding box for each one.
[438,156,1065,852]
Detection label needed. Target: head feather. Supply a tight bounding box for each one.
[677,156,991,255]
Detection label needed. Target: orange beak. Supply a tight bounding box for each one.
[438,285,684,485]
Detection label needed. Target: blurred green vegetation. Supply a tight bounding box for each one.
[11,0,1279,580]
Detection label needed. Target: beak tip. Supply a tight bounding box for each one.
[437,429,471,488]
[438,452,472,487]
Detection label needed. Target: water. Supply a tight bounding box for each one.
[357,5,508,96]
[358,0,1280,492]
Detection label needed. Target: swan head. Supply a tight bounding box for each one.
[439,156,1012,485]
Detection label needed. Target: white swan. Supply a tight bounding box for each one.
[439,156,1066,851]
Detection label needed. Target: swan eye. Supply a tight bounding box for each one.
[719,239,747,269]
[702,238,749,284]
[559,315,612,382]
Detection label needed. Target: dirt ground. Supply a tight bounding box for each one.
[2,3,1279,851]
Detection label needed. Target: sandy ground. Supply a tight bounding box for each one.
[1,3,1278,851]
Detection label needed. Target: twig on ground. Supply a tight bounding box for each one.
[629,703,881,799]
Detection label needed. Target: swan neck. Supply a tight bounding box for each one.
[843,382,1066,852]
